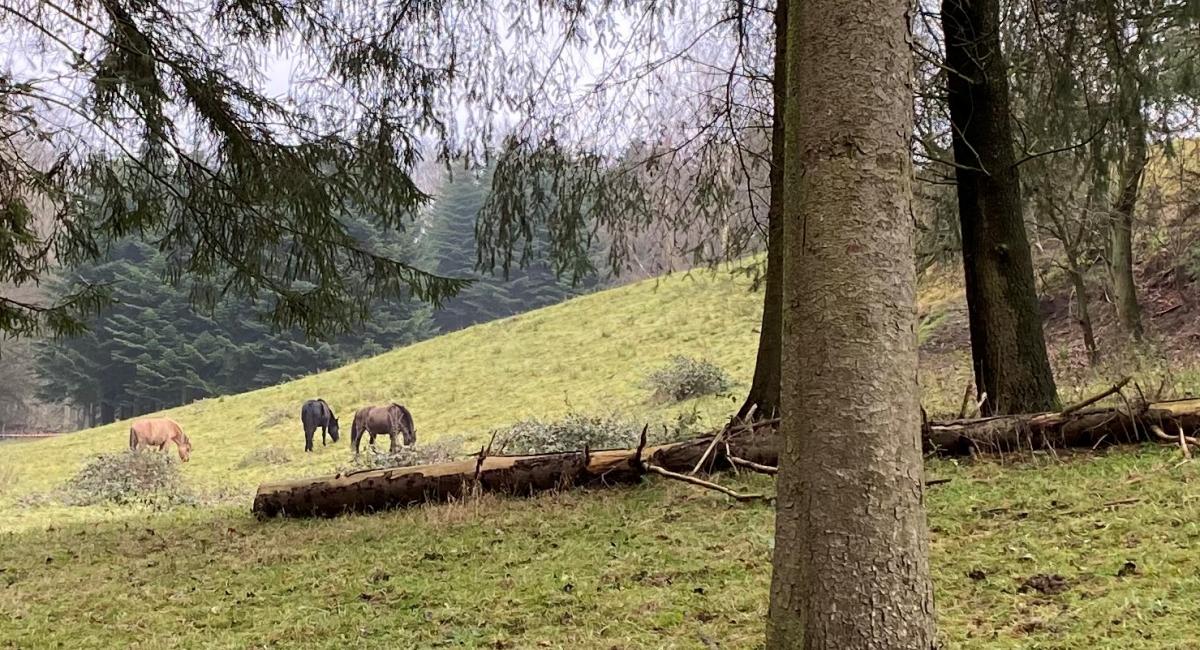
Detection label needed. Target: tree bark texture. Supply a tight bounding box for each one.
[767,0,936,646]
[738,0,787,421]
[943,0,1059,415]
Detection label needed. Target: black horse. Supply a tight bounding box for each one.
[300,399,340,452]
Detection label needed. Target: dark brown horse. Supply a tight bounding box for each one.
[129,417,192,462]
[350,403,415,455]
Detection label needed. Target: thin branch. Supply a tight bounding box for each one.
[644,464,768,502]
[727,455,777,475]
[1059,376,1131,416]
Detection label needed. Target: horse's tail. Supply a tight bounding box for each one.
[129,425,137,450]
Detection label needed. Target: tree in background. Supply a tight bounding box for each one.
[0,0,466,346]
[426,166,595,333]
[942,0,1059,415]
[768,0,935,644]
[37,212,435,424]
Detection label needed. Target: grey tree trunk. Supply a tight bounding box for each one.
[1099,0,1147,341]
[1067,264,1100,364]
[1110,117,1146,340]
[766,0,936,646]
[943,0,1059,415]
[738,0,787,421]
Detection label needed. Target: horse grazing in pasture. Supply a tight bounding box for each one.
[350,403,415,455]
[129,418,192,462]
[300,399,340,452]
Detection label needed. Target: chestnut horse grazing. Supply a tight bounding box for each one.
[350,403,415,455]
[129,418,192,462]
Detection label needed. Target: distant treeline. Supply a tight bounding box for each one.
[30,167,602,427]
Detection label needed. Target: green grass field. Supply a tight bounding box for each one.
[3,265,1200,648]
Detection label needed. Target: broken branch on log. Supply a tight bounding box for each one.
[1059,376,1131,416]
[1150,423,1196,458]
[692,425,728,475]
[957,383,974,420]
[644,464,768,502]
[727,455,778,475]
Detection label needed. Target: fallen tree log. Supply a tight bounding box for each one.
[254,392,1200,518]
[924,396,1200,455]
[253,421,778,518]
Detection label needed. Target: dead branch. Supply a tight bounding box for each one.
[643,464,768,502]
[692,424,728,475]
[1059,376,1131,416]
[957,383,974,420]
[728,455,778,475]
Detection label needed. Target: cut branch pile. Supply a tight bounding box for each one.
[254,380,1200,518]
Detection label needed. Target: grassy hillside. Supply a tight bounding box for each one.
[0,265,768,531]
[3,263,1200,648]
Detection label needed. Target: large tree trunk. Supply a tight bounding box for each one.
[1110,116,1147,340]
[943,0,1059,416]
[737,0,787,421]
[767,0,936,646]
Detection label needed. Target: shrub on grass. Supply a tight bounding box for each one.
[237,446,293,468]
[338,435,467,472]
[491,412,700,455]
[59,451,193,507]
[644,355,733,403]
[259,405,292,428]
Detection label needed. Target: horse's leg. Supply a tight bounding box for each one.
[158,442,167,451]
[321,424,327,447]
[304,424,313,453]
[389,431,398,454]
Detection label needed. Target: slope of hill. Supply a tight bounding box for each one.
[0,264,766,517]
[3,262,1200,649]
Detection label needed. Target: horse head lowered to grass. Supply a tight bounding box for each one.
[129,417,192,462]
[350,403,415,455]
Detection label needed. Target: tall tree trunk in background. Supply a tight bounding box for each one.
[766,0,935,646]
[1099,0,1147,341]
[1110,112,1147,340]
[1067,262,1100,364]
[737,0,787,422]
[943,0,1059,415]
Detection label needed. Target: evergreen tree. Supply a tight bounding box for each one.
[426,167,598,333]
[36,209,435,424]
